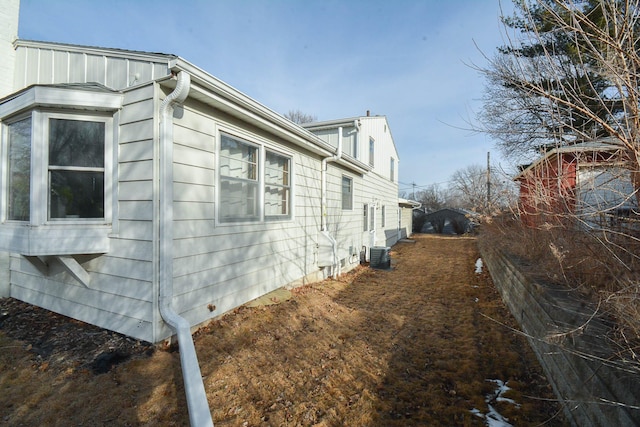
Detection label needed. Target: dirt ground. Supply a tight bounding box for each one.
[0,234,566,426]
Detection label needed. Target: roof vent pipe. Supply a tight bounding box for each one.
[159,70,214,427]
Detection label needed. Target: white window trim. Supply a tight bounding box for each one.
[363,203,369,232]
[216,126,294,225]
[341,175,353,211]
[381,205,386,228]
[38,111,113,225]
[0,86,121,256]
[369,137,375,167]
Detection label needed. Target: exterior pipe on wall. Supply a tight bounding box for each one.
[159,70,214,427]
[320,127,342,276]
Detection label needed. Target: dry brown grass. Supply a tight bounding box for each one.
[0,235,564,426]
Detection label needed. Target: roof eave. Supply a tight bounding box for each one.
[168,58,370,173]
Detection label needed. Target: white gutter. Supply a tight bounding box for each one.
[159,71,214,427]
[321,127,343,277]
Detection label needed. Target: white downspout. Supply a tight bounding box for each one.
[159,70,214,427]
[321,127,342,276]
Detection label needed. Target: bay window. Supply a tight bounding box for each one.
[0,85,121,255]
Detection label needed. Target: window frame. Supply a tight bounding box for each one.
[4,114,32,222]
[341,175,353,210]
[2,110,113,226]
[217,129,294,225]
[390,157,395,182]
[369,137,375,167]
[44,113,110,223]
[363,203,369,231]
[264,149,292,220]
[218,132,261,223]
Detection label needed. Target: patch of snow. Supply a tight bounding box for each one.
[488,379,520,406]
[485,405,513,427]
[469,379,520,427]
[475,258,483,274]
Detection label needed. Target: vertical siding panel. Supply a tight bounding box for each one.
[53,50,69,83]
[25,47,39,85]
[38,49,54,84]
[68,52,85,82]
[106,57,128,89]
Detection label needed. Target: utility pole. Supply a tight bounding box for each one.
[412,182,416,200]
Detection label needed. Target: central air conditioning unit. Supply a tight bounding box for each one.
[370,246,391,270]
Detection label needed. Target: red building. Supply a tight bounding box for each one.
[515,141,633,227]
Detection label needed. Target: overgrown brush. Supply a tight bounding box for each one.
[480,213,640,367]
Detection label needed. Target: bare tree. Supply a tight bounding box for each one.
[415,184,446,212]
[446,164,516,213]
[478,0,640,203]
[284,109,317,124]
[476,0,640,398]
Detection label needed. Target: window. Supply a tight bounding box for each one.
[369,137,375,167]
[363,204,369,231]
[218,132,292,223]
[3,114,110,223]
[370,205,375,230]
[381,205,386,227]
[219,134,259,222]
[7,118,31,221]
[265,151,291,218]
[341,176,353,210]
[48,119,105,219]
[390,157,395,182]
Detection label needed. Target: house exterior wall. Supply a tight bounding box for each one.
[305,115,401,255]
[162,95,331,339]
[0,0,20,294]
[0,0,19,98]
[2,40,404,343]
[399,206,413,239]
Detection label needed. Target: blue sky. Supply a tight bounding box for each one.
[19,0,513,195]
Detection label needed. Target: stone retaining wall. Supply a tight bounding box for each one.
[480,244,640,426]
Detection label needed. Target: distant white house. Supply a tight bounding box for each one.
[0,5,404,345]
